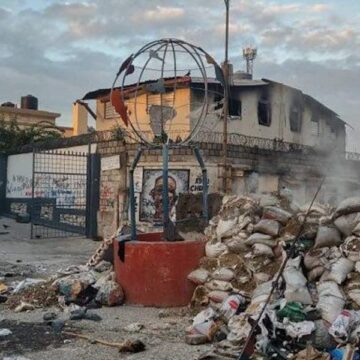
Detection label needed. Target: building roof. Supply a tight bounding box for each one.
[82,76,268,100]
[82,76,345,126]
[0,106,60,119]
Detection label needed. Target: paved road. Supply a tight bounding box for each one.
[0,217,98,274]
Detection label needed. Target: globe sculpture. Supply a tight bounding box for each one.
[110,38,224,146]
[110,39,224,240]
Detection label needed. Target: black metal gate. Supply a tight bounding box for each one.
[30,149,99,239]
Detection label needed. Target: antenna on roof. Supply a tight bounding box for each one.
[242,46,257,76]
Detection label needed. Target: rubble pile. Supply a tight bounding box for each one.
[186,195,360,359]
[4,260,124,312]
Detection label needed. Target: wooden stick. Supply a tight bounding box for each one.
[63,331,145,353]
[63,331,125,349]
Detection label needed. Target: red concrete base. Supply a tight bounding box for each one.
[113,233,205,307]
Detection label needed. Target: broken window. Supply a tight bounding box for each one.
[258,99,271,126]
[290,107,302,132]
[311,113,320,136]
[229,96,242,117]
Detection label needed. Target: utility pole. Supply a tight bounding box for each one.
[222,0,230,193]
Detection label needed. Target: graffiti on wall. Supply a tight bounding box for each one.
[100,183,115,211]
[140,169,189,223]
[6,175,32,198]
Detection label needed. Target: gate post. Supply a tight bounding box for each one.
[86,153,100,238]
[0,155,7,214]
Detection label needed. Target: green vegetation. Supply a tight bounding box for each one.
[0,116,62,153]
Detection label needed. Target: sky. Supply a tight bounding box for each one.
[0,0,359,150]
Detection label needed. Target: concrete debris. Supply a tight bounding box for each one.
[14,301,35,312]
[95,279,124,306]
[187,194,360,358]
[124,322,144,333]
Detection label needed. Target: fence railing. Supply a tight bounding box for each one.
[12,128,360,161]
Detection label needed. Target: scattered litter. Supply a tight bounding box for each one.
[124,323,144,333]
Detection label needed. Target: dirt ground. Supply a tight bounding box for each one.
[0,218,211,360]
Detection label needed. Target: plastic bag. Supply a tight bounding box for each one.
[314,226,342,249]
[253,219,280,237]
[308,266,326,282]
[219,294,246,322]
[285,320,315,339]
[191,308,217,338]
[187,269,209,285]
[329,310,360,344]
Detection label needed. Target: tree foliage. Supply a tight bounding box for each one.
[0,116,62,153]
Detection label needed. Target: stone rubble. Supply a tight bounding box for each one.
[187,194,360,359]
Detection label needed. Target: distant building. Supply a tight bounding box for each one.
[0,95,74,137]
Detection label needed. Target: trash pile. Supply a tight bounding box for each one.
[4,260,124,312]
[186,195,360,359]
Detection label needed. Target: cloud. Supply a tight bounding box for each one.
[143,6,185,22]
[0,0,359,149]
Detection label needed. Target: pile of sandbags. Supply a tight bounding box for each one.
[186,195,360,359]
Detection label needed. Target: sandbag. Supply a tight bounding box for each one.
[224,234,248,253]
[205,279,233,292]
[283,257,313,305]
[251,281,273,305]
[334,197,360,218]
[304,248,329,270]
[208,290,230,303]
[211,268,234,282]
[317,281,346,323]
[334,212,360,236]
[321,258,354,285]
[187,269,210,285]
[252,243,274,257]
[263,206,292,225]
[308,266,326,282]
[253,219,280,237]
[205,242,228,258]
[314,226,342,249]
[245,233,275,247]
[341,236,360,262]
[348,289,360,307]
[216,217,238,239]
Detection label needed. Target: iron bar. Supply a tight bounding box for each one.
[162,143,170,232]
[194,147,209,222]
[129,148,142,240]
[222,0,230,193]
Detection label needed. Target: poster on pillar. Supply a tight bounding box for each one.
[189,166,218,193]
[140,169,189,223]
